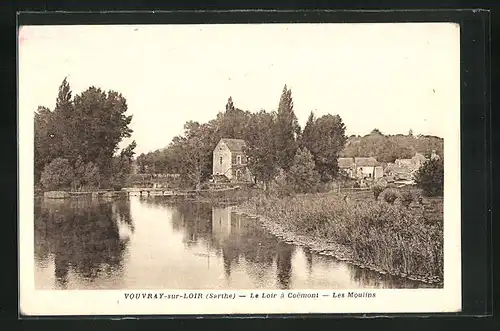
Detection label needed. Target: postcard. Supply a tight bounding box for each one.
[18,22,461,316]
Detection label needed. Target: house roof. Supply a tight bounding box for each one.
[412,152,427,163]
[338,157,354,168]
[385,163,410,172]
[384,163,414,180]
[355,157,378,167]
[219,138,246,152]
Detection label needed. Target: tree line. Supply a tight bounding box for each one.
[341,129,444,163]
[137,85,348,190]
[34,78,136,191]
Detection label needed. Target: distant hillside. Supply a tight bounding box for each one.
[340,130,444,163]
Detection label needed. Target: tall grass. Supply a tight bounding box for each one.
[239,192,443,282]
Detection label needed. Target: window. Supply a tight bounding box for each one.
[237,155,241,164]
[219,157,223,165]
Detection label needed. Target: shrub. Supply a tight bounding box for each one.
[414,190,424,205]
[400,190,414,208]
[414,158,444,196]
[40,158,74,191]
[382,188,400,204]
[372,185,384,200]
[286,148,320,194]
[269,169,294,197]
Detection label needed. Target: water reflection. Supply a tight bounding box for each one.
[34,197,133,289]
[34,196,436,290]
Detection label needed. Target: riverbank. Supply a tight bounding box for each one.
[235,192,443,286]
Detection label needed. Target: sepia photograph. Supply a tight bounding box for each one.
[18,22,461,315]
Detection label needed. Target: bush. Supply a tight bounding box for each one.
[414,190,424,205]
[269,169,294,197]
[372,185,384,200]
[414,159,444,196]
[286,148,320,194]
[400,190,414,208]
[40,158,74,191]
[382,188,400,204]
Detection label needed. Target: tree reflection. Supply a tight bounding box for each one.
[303,248,314,275]
[173,202,213,247]
[276,245,294,289]
[34,197,133,288]
[134,200,296,288]
[211,207,294,288]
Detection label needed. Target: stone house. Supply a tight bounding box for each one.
[338,156,383,180]
[395,152,427,171]
[338,157,355,178]
[212,138,253,183]
[355,157,381,180]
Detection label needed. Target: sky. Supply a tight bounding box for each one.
[18,23,460,155]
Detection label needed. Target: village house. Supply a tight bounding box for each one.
[338,157,355,178]
[395,152,427,171]
[355,157,383,180]
[383,151,433,186]
[212,138,253,183]
[338,157,383,180]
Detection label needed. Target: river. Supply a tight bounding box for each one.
[34,196,433,290]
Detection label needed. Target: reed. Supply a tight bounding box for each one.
[239,192,443,282]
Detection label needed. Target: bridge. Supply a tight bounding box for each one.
[121,187,197,197]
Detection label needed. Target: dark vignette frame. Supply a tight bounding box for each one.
[14,9,491,323]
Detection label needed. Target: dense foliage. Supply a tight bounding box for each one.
[285,148,320,194]
[34,78,136,191]
[414,158,444,196]
[137,85,348,191]
[341,129,443,163]
[300,112,347,182]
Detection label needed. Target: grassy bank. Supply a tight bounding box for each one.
[237,190,443,285]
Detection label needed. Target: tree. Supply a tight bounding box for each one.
[52,77,76,163]
[274,85,300,171]
[136,153,147,173]
[214,98,252,140]
[414,158,444,196]
[72,87,133,179]
[72,157,100,191]
[286,148,320,194]
[33,78,135,190]
[409,129,413,136]
[166,121,218,188]
[225,96,235,112]
[244,110,279,190]
[110,141,137,190]
[34,106,56,183]
[300,111,315,151]
[299,113,347,182]
[39,158,74,191]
